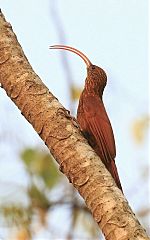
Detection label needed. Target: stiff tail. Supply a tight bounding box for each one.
[109,160,123,193]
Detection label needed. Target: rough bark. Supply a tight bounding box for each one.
[0,10,149,240]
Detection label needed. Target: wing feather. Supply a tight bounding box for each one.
[77,94,122,191]
[83,95,116,160]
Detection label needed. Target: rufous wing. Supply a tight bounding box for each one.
[82,95,122,191]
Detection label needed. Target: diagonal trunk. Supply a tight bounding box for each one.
[0,10,149,240]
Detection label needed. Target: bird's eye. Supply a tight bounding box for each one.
[92,65,95,70]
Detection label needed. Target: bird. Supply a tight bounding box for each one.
[50,45,123,192]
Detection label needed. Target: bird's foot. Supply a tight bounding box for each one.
[57,107,79,128]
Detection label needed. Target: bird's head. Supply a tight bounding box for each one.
[87,64,107,89]
[49,45,107,96]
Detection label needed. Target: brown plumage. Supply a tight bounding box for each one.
[50,45,123,192]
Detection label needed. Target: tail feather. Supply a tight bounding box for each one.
[109,160,123,193]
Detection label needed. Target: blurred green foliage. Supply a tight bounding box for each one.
[0,148,100,239]
[21,148,61,188]
[0,205,31,228]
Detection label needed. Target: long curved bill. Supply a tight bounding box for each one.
[49,45,92,68]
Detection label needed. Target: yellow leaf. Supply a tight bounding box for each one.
[131,116,149,144]
[14,229,30,240]
[71,86,82,101]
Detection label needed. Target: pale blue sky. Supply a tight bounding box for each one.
[0,0,149,237]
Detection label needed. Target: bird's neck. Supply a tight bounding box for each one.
[84,81,104,99]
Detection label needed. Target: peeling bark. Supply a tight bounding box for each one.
[0,10,149,240]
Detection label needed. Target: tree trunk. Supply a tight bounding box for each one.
[0,10,149,240]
